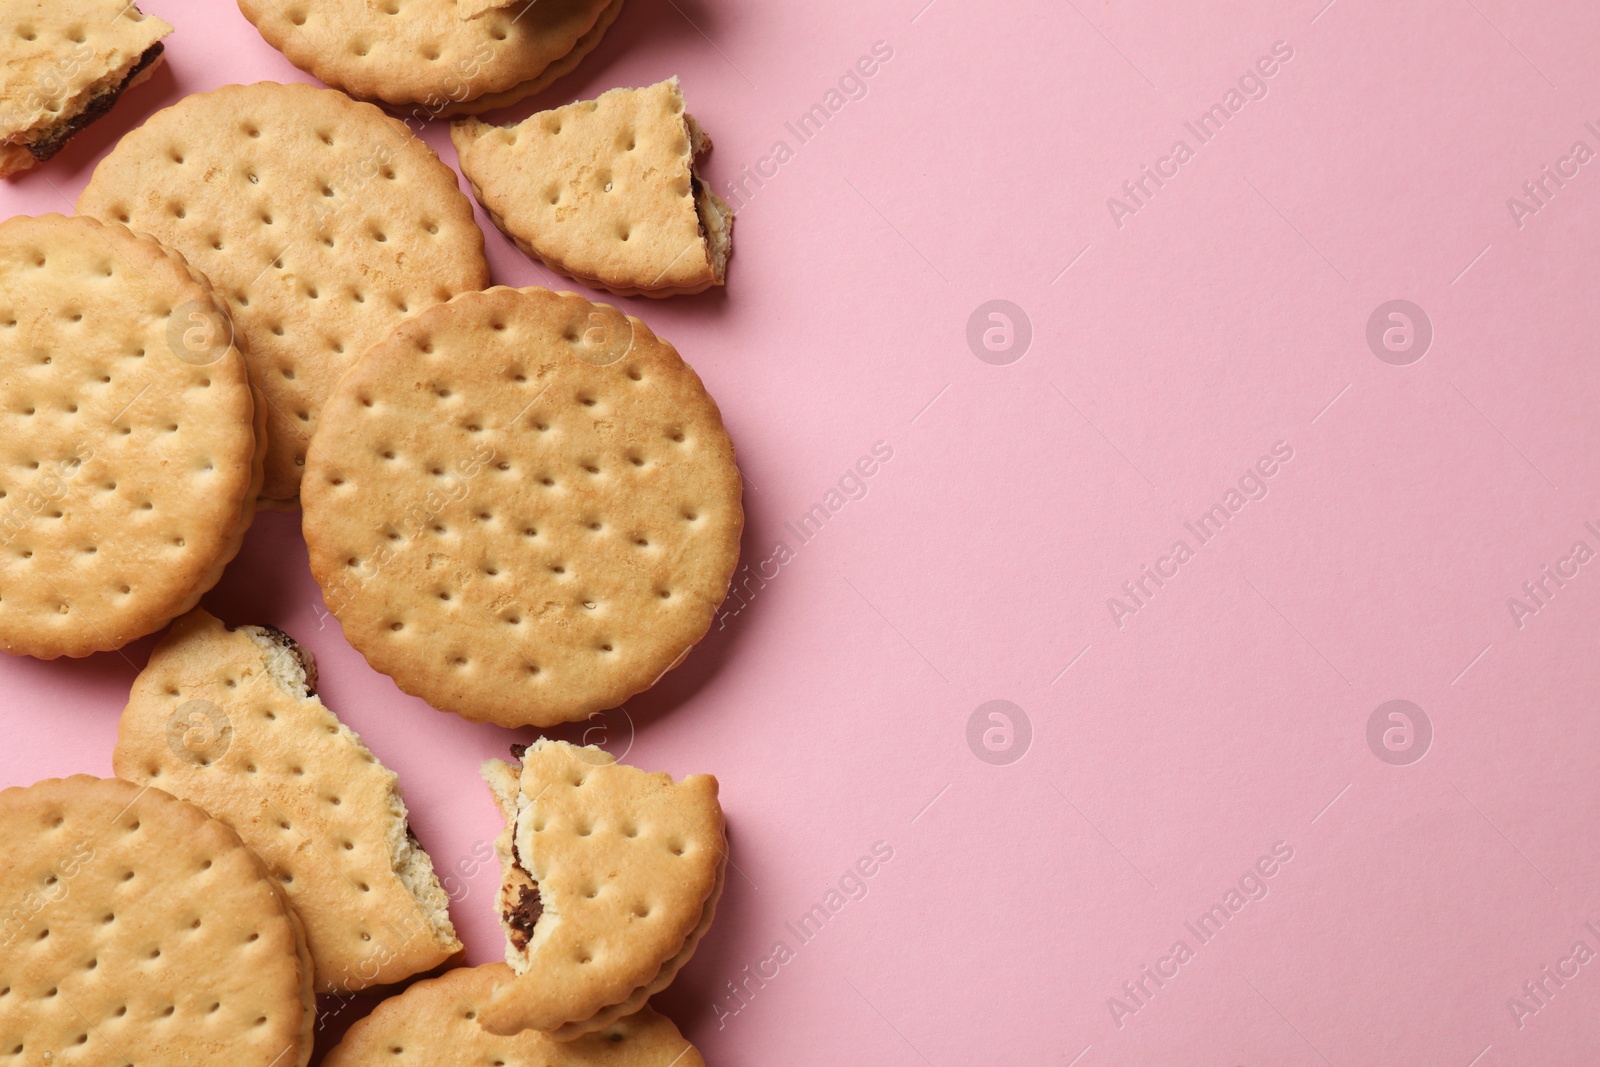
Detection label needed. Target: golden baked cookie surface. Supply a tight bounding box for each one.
[0,776,315,1067]
[77,82,489,503]
[480,741,726,1037]
[114,608,462,994]
[453,77,733,296]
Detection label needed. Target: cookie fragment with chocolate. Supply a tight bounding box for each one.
[114,608,462,994]
[0,0,171,178]
[452,77,734,297]
[479,740,726,1038]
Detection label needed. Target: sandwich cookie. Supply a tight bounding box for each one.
[301,287,742,728]
[0,0,171,178]
[0,213,262,659]
[478,741,726,1038]
[453,78,733,297]
[0,775,315,1066]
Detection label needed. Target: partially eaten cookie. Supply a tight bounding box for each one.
[480,740,727,1038]
[452,77,733,297]
[114,608,462,994]
[0,0,171,179]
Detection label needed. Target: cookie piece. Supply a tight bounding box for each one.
[77,82,489,504]
[0,0,171,178]
[453,78,733,297]
[459,0,510,17]
[478,741,726,1038]
[113,608,462,994]
[433,0,626,119]
[301,286,743,727]
[0,214,263,659]
[0,776,315,1066]
[237,0,615,114]
[323,964,706,1064]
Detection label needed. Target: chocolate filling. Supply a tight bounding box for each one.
[691,175,712,247]
[26,42,163,163]
[501,743,541,950]
[505,882,543,951]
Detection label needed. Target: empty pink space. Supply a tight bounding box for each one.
[3,0,1600,1063]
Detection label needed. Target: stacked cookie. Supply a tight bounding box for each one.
[0,0,747,1062]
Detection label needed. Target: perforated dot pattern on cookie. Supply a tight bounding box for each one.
[0,776,314,1066]
[113,608,461,993]
[235,0,614,111]
[0,214,262,659]
[322,964,705,1066]
[301,287,743,728]
[78,82,489,502]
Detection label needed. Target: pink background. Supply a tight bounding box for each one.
[4,0,1600,1062]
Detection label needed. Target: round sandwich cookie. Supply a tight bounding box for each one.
[301,287,743,728]
[78,82,489,505]
[236,0,618,117]
[0,776,315,1066]
[114,608,462,994]
[0,213,263,659]
[321,964,706,1065]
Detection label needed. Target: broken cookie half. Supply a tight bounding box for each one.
[480,740,727,1038]
[452,77,733,297]
[113,608,462,994]
[0,0,171,179]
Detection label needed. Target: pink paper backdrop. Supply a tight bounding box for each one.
[4,0,1600,1062]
